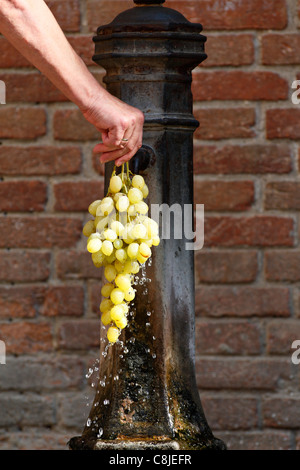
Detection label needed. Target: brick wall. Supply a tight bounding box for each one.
[0,0,299,450]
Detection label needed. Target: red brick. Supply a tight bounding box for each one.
[0,146,82,176]
[262,398,300,429]
[53,108,102,141]
[217,431,291,451]
[0,322,53,354]
[0,251,51,282]
[267,321,300,355]
[0,217,82,248]
[195,250,258,284]
[58,321,100,350]
[203,216,294,247]
[194,180,254,211]
[201,395,258,430]
[201,34,254,67]
[46,0,81,32]
[56,250,102,280]
[54,181,104,212]
[0,107,46,140]
[196,358,291,390]
[0,181,47,212]
[266,109,300,140]
[0,73,66,103]
[265,182,300,210]
[195,286,290,318]
[168,0,287,31]
[194,108,256,140]
[262,34,300,65]
[195,321,261,355]
[194,144,292,175]
[192,71,288,101]
[86,0,287,32]
[0,285,84,319]
[41,286,84,317]
[265,251,300,282]
[0,37,31,68]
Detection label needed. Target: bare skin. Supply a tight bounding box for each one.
[0,0,144,166]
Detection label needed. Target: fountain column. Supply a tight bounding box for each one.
[69,0,226,451]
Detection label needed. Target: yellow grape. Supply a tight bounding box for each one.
[128,188,143,204]
[141,184,149,199]
[104,229,117,242]
[88,200,102,217]
[130,261,140,274]
[101,310,112,326]
[100,298,113,313]
[87,238,102,254]
[135,202,149,215]
[115,260,125,273]
[109,175,123,193]
[106,252,116,264]
[111,221,124,237]
[132,223,147,240]
[95,216,109,233]
[119,303,129,314]
[101,240,114,256]
[83,220,95,238]
[152,236,160,246]
[92,251,106,267]
[110,288,125,305]
[132,175,145,190]
[115,316,128,330]
[139,242,151,259]
[107,326,120,343]
[124,287,135,302]
[115,274,131,292]
[116,249,127,263]
[116,195,130,212]
[127,242,139,259]
[140,238,153,248]
[110,305,125,322]
[99,197,114,216]
[137,253,148,265]
[127,205,136,218]
[101,283,114,298]
[113,238,123,250]
[104,264,117,282]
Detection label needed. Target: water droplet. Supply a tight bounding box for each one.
[97,428,103,439]
[103,399,110,406]
[86,418,92,427]
[152,353,156,359]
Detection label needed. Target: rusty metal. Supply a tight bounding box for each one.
[69,0,226,451]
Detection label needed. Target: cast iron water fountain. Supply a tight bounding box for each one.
[69,0,226,451]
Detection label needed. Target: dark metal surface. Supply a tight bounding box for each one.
[70,0,225,451]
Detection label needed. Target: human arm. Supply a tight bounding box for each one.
[0,0,144,165]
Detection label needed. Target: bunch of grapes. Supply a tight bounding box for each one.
[82,164,160,344]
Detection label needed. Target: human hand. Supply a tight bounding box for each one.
[82,91,144,167]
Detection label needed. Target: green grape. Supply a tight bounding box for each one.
[124,287,135,302]
[115,315,128,330]
[110,288,125,305]
[100,298,113,313]
[113,238,123,250]
[104,264,117,282]
[109,175,123,193]
[99,197,114,216]
[132,223,147,240]
[106,251,117,264]
[92,251,106,267]
[141,184,149,199]
[83,220,95,238]
[139,242,151,259]
[101,283,114,298]
[87,238,102,254]
[132,175,145,190]
[127,242,139,259]
[104,229,117,242]
[110,305,125,322]
[115,249,127,263]
[107,326,120,343]
[95,216,109,233]
[101,240,114,257]
[88,200,102,217]
[128,188,143,204]
[135,201,149,215]
[115,274,131,292]
[101,310,112,326]
[116,195,130,212]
